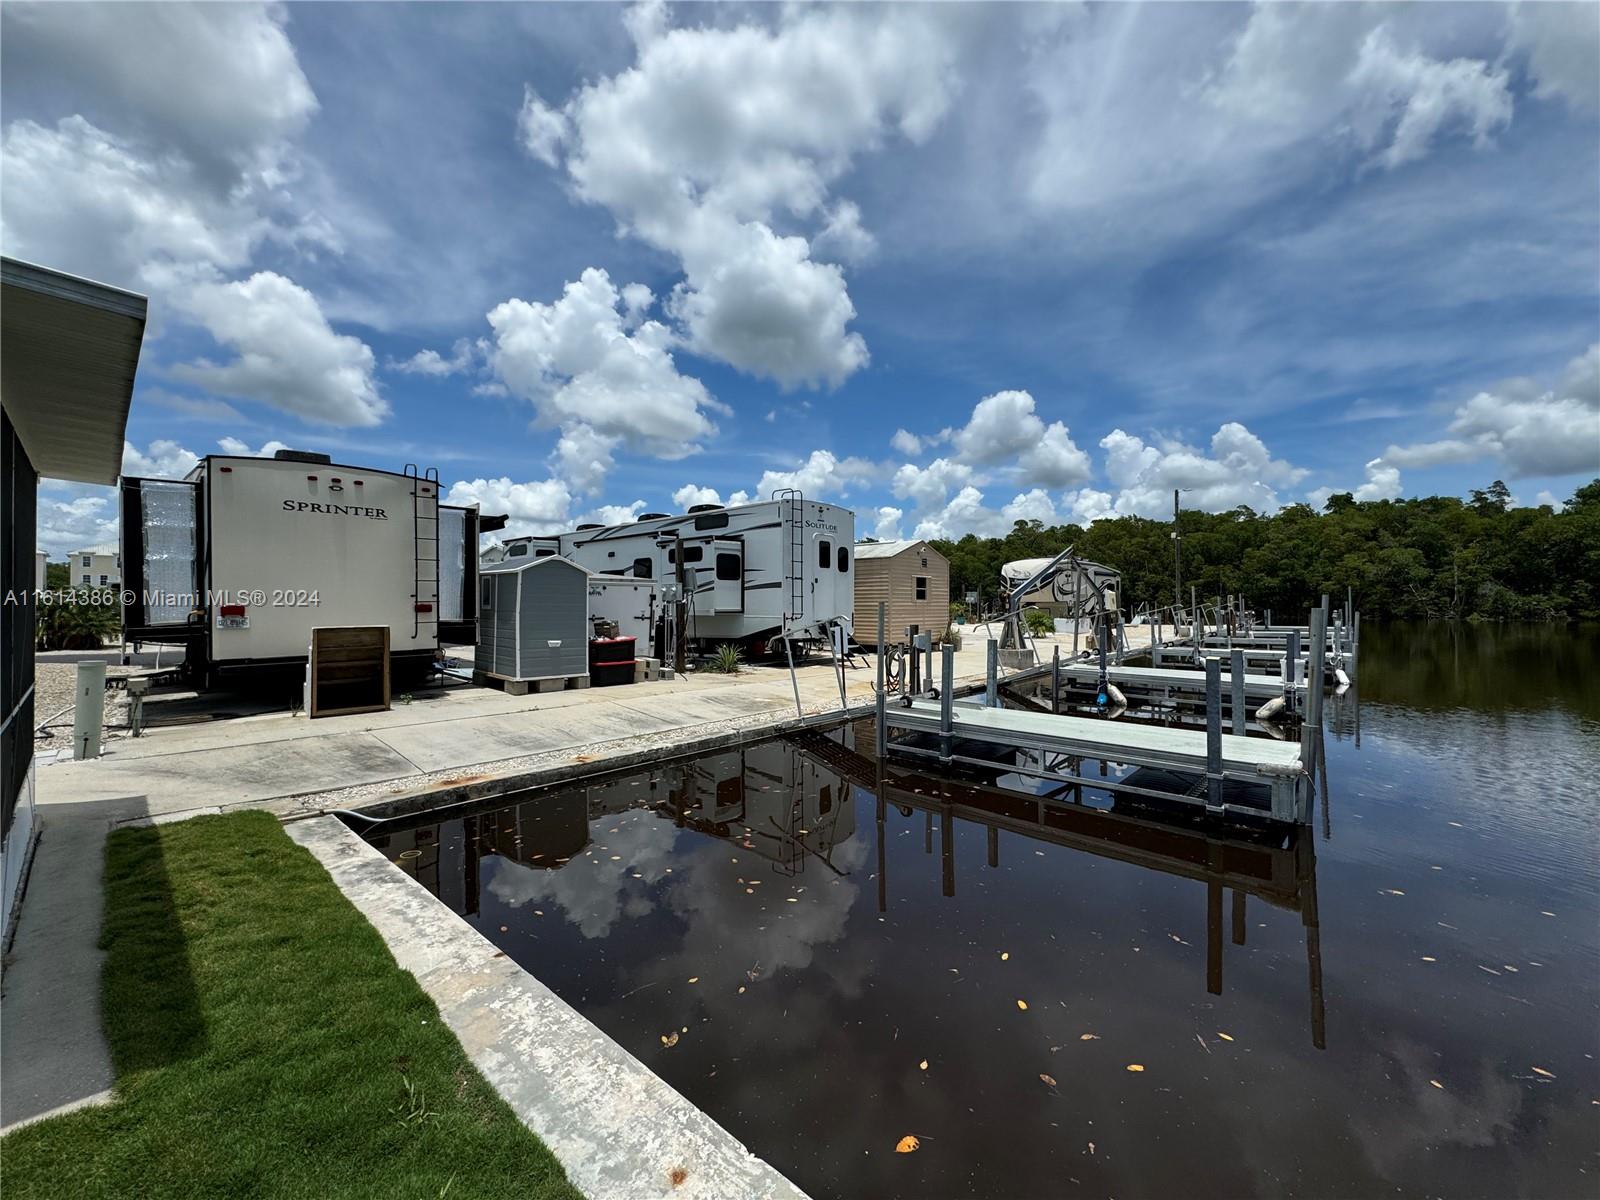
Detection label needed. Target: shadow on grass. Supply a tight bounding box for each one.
[99,823,206,1075]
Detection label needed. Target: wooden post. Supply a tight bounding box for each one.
[1230,648,1246,736]
[1205,656,1223,812]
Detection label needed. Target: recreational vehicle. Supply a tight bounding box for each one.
[121,450,487,688]
[549,495,855,651]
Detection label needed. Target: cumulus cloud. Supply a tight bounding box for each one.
[891,457,974,511]
[393,339,476,377]
[947,390,1092,488]
[756,449,879,500]
[1509,2,1600,113]
[216,436,291,459]
[672,484,723,509]
[890,429,924,457]
[1100,422,1308,517]
[171,272,387,427]
[519,4,966,387]
[485,268,718,460]
[122,439,199,479]
[445,476,574,539]
[36,492,120,559]
[913,486,1060,541]
[869,506,904,541]
[1380,343,1600,478]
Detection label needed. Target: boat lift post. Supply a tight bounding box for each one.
[876,602,887,762]
[1284,629,1301,716]
[1051,644,1061,716]
[1230,648,1246,735]
[1205,656,1223,813]
[986,639,998,708]
[939,643,955,764]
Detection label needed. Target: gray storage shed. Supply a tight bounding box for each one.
[476,555,592,683]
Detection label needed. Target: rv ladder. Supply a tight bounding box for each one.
[405,464,441,640]
[772,487,805,629]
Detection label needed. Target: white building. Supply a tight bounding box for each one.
[35,550,46,592]
[69,546,119,589]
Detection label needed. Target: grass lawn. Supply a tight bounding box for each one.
[1,811,582,1200]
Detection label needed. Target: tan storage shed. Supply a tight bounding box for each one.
[853,539,950,646]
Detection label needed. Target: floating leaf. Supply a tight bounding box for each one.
[1532,1066,1555,1079]
[1039,1073,1057,1087]
[1016,999,1029,1011]
[919,1060,928,1071]
[1000,952,1010,961]
[895,1135,920,1154]
[1217,1032,1234,1042]
[1126,1063,1145,1072]
[1421,956,1436,962]
[687,977,699,984]
[786,898,798,903]
[1429,1080,1443,1090]
[1079,1033,1100,1041]
[660,1032,680,1048]
[737,986,746,994]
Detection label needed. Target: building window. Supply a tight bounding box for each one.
[632,557,653,579]
[715,553,741,582]
[915,576,928,601]
[817,539,832,569]
[81,555,92,568]
[99,574,108,586]
[694,512,729,531]
[81,574,91,586]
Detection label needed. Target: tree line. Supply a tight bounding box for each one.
[927,479,1600,622]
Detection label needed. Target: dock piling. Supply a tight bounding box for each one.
[939,643,955,763]
[1285,629,1301,715]
[875,602,887,761]
[1230,648,1246,735]
[1205,656,1223,812]
[986,638,998,708]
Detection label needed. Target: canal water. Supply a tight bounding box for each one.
[368,623,1599,1199]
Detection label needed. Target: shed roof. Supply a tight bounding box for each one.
[853,539,944,561]
[1,257,147,484]
[480,554,595,577]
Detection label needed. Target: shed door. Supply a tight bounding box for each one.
[712,539,743,612]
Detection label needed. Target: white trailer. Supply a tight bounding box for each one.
[121,450,483,688]
[548,495,855,651]
[586,575,657,658]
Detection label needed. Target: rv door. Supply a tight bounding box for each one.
[712,539,743,612]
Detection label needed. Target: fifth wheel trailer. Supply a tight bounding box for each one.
[551,494,856,650]
[120,450,483,688]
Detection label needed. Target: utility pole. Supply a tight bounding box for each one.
[1172,488,1183,616]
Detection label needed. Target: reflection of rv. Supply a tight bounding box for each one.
[121,450,483,687]
[492,496,855,650]
[1000,555,1120,619]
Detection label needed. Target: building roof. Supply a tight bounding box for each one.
[480,553,595,577]
[853,539,941,560]
[1,257,148,485]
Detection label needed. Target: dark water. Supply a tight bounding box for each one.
[368,623,1600,1199]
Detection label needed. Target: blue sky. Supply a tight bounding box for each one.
[4,1,1597,553]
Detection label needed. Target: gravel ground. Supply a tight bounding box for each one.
[33,661,139,753]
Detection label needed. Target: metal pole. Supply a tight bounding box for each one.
[985,638,998,708]
[875,602,887,761]
[1307,606,1328,731]
[783,636,802,719]
[1285,629,1301,715]
[1205,656,1223,812]
[1172,488,1182,612]
[1230,648,1245,736]
[939,644,955,763]
[1051,644,1060,716]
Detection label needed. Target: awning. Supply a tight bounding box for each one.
[1,257,148,484]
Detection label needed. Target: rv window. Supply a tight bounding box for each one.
[715,553,741,582]
[481,580,492,608]
[694,512,729,531]
[817,539,832,569]
[915,576,928,601]
[668,545,704,565]
[535,548,554,558]
[837,547,849,573]
[633,557,653,579]
[507,543,528,557]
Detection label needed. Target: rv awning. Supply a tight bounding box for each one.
[1,257,148,485]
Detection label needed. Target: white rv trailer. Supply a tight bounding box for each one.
[1001,555,1121,618]
[534,496,855,650]
[121,450,485,688]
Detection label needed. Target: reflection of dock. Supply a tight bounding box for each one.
[796,731,1327,1050]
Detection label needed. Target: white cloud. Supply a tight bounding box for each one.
[1533,489,1560,509]
[1347,28,1513,170]
[890,429,924,457]
[1381,343,1600,478]
[756,449,878,500]
[122,439,199,479]
[216,437,291,459]
[171,272,386,427]
[582,501,648,527]
[552,423,620,496]
[1509,2,1600,113]
[1100,422,1307,517]
[891,458,974,511]
[813,200,877,265]
[444,476,574,539]
[912,486,1060,541]
[485,268,718,457]
[947,390,1091,488]
[393,339,476,377]
[36,492,120,559]
[870,506,904,541]
[672,484,723,509]
[1063,487,1115,525]
[524,4,966,387]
